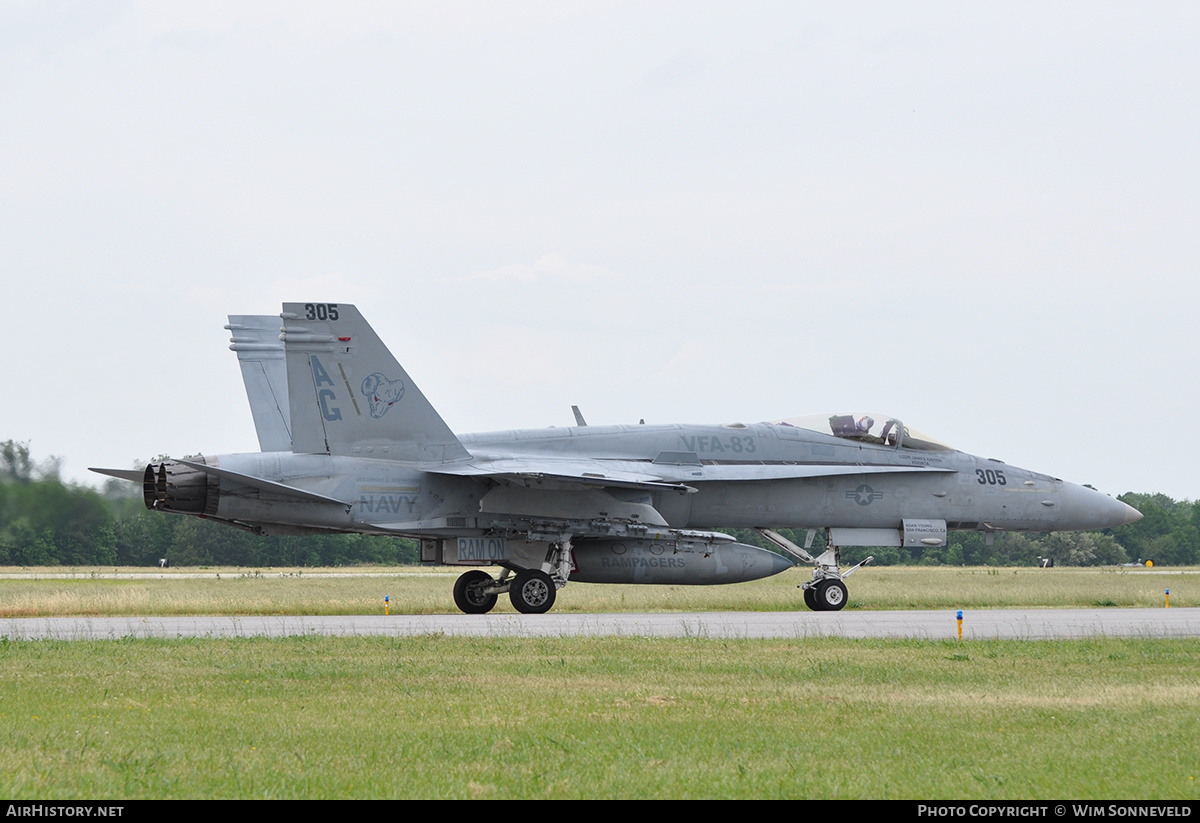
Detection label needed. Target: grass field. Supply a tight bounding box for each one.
[0,565,1191,617]
[1,634,1197,799]
[1,565,1196,799]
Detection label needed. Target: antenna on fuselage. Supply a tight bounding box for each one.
[572,405,588,427]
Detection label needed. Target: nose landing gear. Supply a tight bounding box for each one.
[756,528,872,612]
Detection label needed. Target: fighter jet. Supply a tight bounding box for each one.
[92,302,1142,614]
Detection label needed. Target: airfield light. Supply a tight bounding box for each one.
[957,610,963,640]
[1166,589,1170,609]
[385,595,390,616]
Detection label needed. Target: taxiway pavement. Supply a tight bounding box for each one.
[2,608,1198,641]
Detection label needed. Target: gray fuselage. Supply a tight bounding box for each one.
[194,420,1135,539]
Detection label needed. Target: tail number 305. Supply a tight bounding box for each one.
[305,303,340,321]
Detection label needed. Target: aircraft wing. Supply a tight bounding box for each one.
[429,459,697,493]
[430,458,953,492]
[652,463,956,482]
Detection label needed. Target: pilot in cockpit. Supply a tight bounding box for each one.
[828,414,874,438]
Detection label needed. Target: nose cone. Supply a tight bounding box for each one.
[1120,501,1143,525]
[1058,483,1143,530]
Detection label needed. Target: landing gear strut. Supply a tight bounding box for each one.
[756,528,872,612]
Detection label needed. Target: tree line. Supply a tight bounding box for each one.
[1,441,1195,567]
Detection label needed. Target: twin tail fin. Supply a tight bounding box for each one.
[279,302,470,463]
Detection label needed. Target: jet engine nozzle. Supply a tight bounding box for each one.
[142,460,219,516]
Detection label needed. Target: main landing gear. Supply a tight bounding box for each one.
[757,528,871,612]
[451,536,573,615]
[452,567,560,614]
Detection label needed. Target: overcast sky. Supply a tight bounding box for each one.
[3,1,1198,500]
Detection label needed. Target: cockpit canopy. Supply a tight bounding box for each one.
[769,413,955,452]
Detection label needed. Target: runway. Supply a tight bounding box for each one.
[2,608,1198,641]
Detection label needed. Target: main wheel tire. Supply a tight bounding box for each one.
[814,579,848,611]
[509,569,556,614]
[453,570,498,614]
[803,586,819,611]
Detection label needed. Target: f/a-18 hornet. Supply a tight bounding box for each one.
[92,302,1141,614]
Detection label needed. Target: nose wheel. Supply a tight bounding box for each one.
[813,578,847,611]
[802,578,848,611]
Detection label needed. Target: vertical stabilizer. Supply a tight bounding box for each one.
[280,302,470,462]
[227,315,293,452]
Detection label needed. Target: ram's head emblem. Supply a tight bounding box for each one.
[361,373,405,419]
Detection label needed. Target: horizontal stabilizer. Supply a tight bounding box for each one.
[88,467,144,483]
[175,460,349,507]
